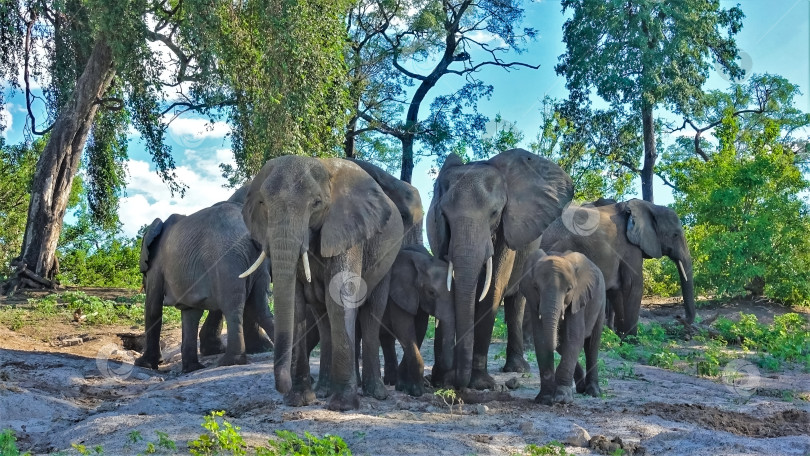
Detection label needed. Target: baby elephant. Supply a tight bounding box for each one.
[520,249,605,405]
[381,245,454,396]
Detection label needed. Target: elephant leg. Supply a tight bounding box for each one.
[380,326,398,386]
[503,292,530,373]
[324,252,362,411]
[199,310,226,356]
[359,273,390,401]
[553,319,582,404]
[606,287,624,335]
[390,306,425,396]
[135,279,164,370]
[219,303,248,367]
[400,309,429,385]
[522,305,533,349]
[285,281,315,407]
[244,276,274,354]
[582,314,604,397]
[470,243,514,390]
[620,268,643,337]
[305,307,321,357]
[431,319,453,387]
[181,308,205,373]
[311,306,332,398]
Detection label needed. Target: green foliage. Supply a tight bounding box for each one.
[188,411,246,456]
[260,430,351,456]
[663,105,810,305]
[711,313,810,369]
[642,259,681,297]
[0,429,32,456]
[0,139,42,279]
[516,441,573,456]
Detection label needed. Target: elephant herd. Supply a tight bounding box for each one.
[135,148,695,411]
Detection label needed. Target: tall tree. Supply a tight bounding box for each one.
[0,0,351,293]
[556,0,745,202]
[345,0,540,182]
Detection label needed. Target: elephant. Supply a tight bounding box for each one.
[240,155,403,411]
[520,249,605,405]
[427,148,574,389]
[135,190,274,373]
[540,198,695,338]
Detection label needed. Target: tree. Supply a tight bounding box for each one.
[0,0,350,293]
[659,76,810,305]
[0,139,41,279]
[556,0,745,202]
[345,0,540,182]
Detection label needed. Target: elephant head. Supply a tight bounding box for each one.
[240,156,393,394]
[427,148,573,387]
[520,250,598,352]
[621,198,695,327]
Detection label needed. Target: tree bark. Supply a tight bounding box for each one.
[5,39,115,293]
[640,102,656,203]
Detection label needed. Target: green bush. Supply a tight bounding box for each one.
[0,429,31,456]
[642,258,681,297]
[57,237,141,288]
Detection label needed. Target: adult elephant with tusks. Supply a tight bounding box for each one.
[427,148,574,389]
[540,198,695,338]
[239,155,403,411]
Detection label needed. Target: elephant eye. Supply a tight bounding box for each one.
[313,198,323,207]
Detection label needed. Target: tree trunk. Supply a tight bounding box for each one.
[400,133,414,183]
[4,39,115,294]
[344,115,357,158]
[640,102,656,203]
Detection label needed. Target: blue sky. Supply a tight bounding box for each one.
[2,0,808,237]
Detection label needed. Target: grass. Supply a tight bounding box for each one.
[514,441,574,456]
[0,291,181,331]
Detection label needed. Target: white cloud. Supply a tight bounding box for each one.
[119,149,237,237]
[465,30,508,49]
[0,106,11,136]
[164,116,230,149]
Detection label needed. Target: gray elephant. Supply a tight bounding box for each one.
[135,190,274,373]
[520,249,605,404]
[239,156,403,411]
[427,148,573,389]
[381,244,453,396]
[540,198,695,338]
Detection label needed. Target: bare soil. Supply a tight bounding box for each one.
[1,290,809,455]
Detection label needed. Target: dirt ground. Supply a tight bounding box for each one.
[1,291,809,455]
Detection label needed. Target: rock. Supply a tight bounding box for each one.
[565,424,591,447]
[475,404,489,415]
[134,372,151,381]
[505,377,520,390]
[519,421,534,434]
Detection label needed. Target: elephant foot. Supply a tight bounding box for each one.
[363,377,389,401]
[217,353,248,367]
[182,360,206,373]
[396,379,425,397]
[245,335,274,354]
[502,354,530,373]
[313,378,331,399]
[383,368,398,386]
[553,385,574,404]
[584,382,601,398]
[327,387,360,411]
[134,355,162,370]
[283,386,316,407]
[574,363,586,394]
[534,391,555,406]
[469,369,496,390]
[199,339,226,356]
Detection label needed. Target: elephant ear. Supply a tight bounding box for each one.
[320,159,394,257]
[427,156,462,259]
[567,252,600,315]
[488,149,574,249]
[389,251,421,316]
[139,218,164,273]
[625,199,663,259]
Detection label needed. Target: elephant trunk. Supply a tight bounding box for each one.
[267,222,309,394]
[538,293,563,385]
[437,305,456,382]
[675,255,696,324]
[451,262,479,389]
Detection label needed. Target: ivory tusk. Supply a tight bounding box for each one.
[678,260,688,282]
[446,261,454,291]
[478,256,493,302]
[302,251,312,283]
[239,251,266,279]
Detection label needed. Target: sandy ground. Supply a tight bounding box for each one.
[1,294,809,455]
